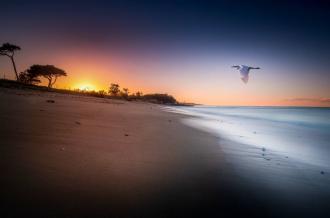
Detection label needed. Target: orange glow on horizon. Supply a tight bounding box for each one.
[2,47,328,107]
[74,83,97,91]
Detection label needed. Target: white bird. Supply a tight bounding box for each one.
[232,65,260,84]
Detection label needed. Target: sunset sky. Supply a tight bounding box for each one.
[1,0,330,106]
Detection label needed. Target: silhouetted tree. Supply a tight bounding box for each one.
[109,83,120,96]
[25,65,67,88]
[135,91,143,97]
[119,88,130,100]
[0,43,21,80]
[18,70,41,85]
[123,88,129,95]
[121,88,129,98]
[143,93,177,104]
[98,90,107,96]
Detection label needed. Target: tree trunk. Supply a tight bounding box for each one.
[51,76,58,87]
[10,56,19,81]
[47,78,53,88]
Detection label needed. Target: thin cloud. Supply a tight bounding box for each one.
[284,98,330,103]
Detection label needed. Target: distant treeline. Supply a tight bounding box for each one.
[0,79,181,105]
[0,42,193,106]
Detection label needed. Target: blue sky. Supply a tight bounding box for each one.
[1,0,330,105]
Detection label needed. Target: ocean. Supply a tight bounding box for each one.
[165,106,330,171]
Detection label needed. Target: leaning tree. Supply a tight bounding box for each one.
[0,43,21,80]
[26,65,67,88]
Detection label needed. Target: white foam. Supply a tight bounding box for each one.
[164,106,330,192]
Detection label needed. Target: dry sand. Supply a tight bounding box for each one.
[0,88,329,217]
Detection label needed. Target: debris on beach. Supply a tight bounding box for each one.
[46,99,55,103]
[75,121,81,125]
[125,134,129,136]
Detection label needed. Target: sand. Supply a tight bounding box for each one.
[1,88,329,217]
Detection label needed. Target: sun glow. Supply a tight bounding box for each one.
[75,83,97,91]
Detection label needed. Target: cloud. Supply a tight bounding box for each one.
[284,98,330,103]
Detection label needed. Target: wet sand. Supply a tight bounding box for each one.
[0,88,329,217]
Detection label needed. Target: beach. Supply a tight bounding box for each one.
[1,88,330,217]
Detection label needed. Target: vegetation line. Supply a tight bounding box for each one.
[1,42,194,106]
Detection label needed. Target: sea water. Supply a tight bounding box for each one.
[165,106,330,169]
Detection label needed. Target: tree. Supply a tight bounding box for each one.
[98,90,107,96]
[135,91,143,97]
[0,43,21,81]
[142,94,177,104]
[18,70,41,85]
[109,83,120,96]
[25,65,67,88]
[121,88,129,98]
[119,88,129,99]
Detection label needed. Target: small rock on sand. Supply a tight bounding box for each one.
[262,147,266,152]
[75,121,81,125]
[321,171,325,175]
[125,134,129,136]
[46,100,55,103]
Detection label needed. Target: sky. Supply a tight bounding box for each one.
[0,0,330,106]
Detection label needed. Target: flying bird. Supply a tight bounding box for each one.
[232,65,260,84]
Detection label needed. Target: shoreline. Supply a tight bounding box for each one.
[167,106,330,217]
[1,87,330,217]
[0,87,238,217]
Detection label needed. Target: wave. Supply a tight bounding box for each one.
[165,106,330,168]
